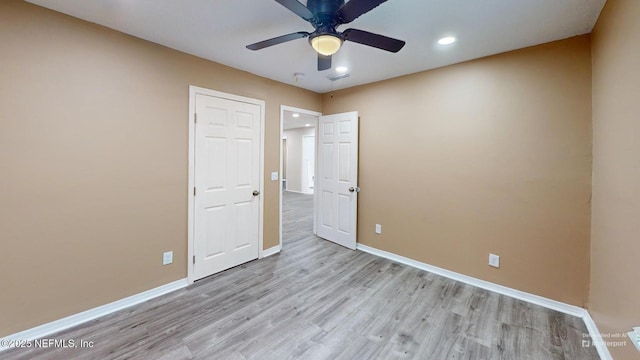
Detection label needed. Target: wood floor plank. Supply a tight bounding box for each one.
[2,191,600,360]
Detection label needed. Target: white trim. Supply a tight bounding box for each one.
[283,189,313,195]
[356,243,612,359]
[583,312,614,360]
[0,279,188,351]
[261,244,282,258]
[279,105,322,249]
[188,86,266,281]
[257,99,266,260]
[188,87,196,284]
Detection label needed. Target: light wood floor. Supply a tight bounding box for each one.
[3,191,599,359]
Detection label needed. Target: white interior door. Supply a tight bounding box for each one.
[316,111,359,250]
[193,93,261,280]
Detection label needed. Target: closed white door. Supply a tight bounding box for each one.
[193,93,261,280]
[316,111,359,250]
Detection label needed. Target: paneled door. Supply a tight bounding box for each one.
[193,93,261,280]
[315,111,359,250]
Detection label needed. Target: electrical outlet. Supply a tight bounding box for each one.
[489,254,500,268]
[163,251,173,265]
[271,172,278,181]
[375,224,382,234]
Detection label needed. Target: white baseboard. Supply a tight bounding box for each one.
[582,312,614,360]
[356,244,612,360]
[0,278,188,351]
[261,245,282,258]
[283,190,313,195]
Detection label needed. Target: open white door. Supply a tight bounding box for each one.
[316,111,359,250]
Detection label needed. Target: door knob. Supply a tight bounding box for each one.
[253,190,260,196]
[348,187,360,193]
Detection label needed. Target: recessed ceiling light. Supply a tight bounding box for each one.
[292,113,300,118]
[336,66,348,73]
[305,124,311,127]
[438,36,456,45]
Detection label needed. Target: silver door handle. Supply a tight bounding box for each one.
[348,187,360,193]
[253,190,260,196]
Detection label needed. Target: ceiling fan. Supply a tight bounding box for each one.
[246,0,406,71]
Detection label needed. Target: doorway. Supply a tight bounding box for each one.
[279,106,321,249]
[279,107,360,251]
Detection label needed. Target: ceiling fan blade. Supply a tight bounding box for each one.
[318,54,332,71]
[246,32,310,50]
[275,0,315,22]
[337,0,388,24]
[343,28,405,53]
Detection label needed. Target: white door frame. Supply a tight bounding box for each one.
[188,85,265,284]
[279,105,322,250]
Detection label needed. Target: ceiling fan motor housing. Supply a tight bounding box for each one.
[307,0,345,27]
[307,0,346,47]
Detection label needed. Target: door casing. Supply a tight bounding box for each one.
[278,105,322,251]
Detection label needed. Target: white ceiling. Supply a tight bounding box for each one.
[26,0,606,93]
[283,110,318,130]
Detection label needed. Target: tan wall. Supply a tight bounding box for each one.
[590,0,640,358]
[323,36,592,306]
[0,0,321,337]
[0,0,615,342]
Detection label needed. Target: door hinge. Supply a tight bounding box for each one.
[193,255,195,264]
[194,187,196,196]
[194,113,197,124]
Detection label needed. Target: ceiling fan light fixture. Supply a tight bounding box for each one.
[311,35,342,56]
